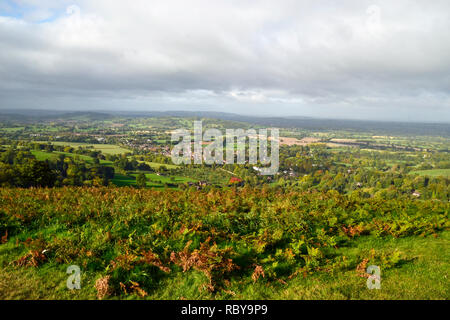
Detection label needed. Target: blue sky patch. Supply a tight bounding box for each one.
[0,0,67,23]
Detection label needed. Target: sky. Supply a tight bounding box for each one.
[0,0,449,122]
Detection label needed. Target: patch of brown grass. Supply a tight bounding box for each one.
[95,276,112,300]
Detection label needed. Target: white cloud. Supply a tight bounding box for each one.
[0,0,449,121]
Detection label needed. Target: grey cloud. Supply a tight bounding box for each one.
[0,0,449,121]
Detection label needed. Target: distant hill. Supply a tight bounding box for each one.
[0,109,449,136]
[109,110,450,137]
[57,111,114,120]
[0,110,112,121]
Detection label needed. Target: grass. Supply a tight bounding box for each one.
[132,173,195,184]
[36,141,130,155]
[111,172,196,188]
[31,150,58,161]
[135,160,179,170]
[0,187,448,300]
[267,232,450,300]
[409,168,450,178]
[0,127,25,132]
[110,173,137,187]
[1,231,448,300]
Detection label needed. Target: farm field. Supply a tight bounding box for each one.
[0,127,25,132]
[135,160,179,170]
[134,173,196,184]
[36,141,130,155]
[111,173,196,188]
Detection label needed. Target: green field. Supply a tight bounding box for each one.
[112,172,196,188]
[111,173,141,187]
[36,142,130,155]
[31,150,58,161]
[140,173,196,184]
[0,127,25,132]
[31,150,95,163]
[136,160,178,170]
[409,168,450,178]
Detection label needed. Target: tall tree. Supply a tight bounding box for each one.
[136,173,147,188]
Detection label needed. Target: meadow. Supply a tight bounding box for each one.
[31,150,95,163]
[36,142,130,155]
[111,172,195,188]
[135,160,179,170]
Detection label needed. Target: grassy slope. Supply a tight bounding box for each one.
[0,187,448,300]
[148,232,450,300]
[1,232,448,300]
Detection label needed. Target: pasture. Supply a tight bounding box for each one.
[111,172,196,188]
[36,141,130,155]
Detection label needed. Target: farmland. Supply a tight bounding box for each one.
[36,142,130,155]
[112,172,195,188]
[0,111,449,300]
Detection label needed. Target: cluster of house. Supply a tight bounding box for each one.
[121,138,171,156]
[253,166,297,178]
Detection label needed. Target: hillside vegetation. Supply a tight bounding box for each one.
[0,187,448,299]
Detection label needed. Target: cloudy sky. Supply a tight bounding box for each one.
[0,0,449,122]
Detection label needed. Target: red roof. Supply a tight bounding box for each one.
[229,177,243,184]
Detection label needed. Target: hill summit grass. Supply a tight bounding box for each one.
[0,186,448,300]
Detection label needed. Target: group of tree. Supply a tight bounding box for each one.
[0,147,114,187]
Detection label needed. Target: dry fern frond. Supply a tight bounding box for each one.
[95,276,112,300]
[251,265,265,283]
